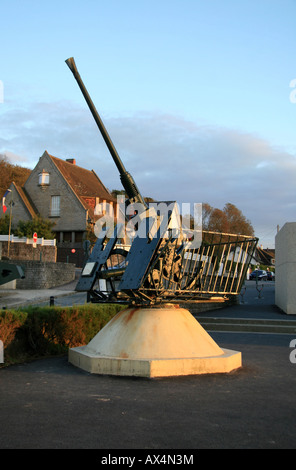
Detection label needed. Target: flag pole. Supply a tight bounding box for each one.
[7,195,13,258]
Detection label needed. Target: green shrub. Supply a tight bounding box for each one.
[0,310,27,348]
[0,303,125,366]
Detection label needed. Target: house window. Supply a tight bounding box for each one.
[51,195,60,216]
[38,170,49,185]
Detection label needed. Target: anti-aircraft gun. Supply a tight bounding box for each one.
[66,57,258,306]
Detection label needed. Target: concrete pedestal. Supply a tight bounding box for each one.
[69,305,242,378]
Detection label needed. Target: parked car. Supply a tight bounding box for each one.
[249,270,267,280]
[267,271,275,281]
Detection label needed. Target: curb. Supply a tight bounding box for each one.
[197,317,296,334]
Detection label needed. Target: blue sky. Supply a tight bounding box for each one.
[1,0,296,247]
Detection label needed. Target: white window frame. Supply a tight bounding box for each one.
[38,171,50,185]
[51,195,60,217]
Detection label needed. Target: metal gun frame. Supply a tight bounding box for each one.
[83,229,258,305]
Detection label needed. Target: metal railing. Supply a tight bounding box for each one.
[98,230,258,304]
[131,231,258,302]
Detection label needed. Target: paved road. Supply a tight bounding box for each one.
[198,280,290,320]
[32,279,281,312]
[0,331,295,450]
[1,279,296,449]
[12,278,278,309]
[37,291,87,307]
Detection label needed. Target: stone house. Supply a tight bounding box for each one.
[2,150,117,265]
[255,246,275,268]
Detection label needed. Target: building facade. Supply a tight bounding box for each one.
[2,151,117,265]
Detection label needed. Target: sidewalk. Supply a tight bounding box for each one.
[0,278,78,309]
[0,267,86,309]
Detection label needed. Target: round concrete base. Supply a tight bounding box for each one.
[68,305,242,377]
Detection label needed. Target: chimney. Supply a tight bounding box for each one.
[66,158,76,165]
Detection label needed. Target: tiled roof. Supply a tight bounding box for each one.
[256,246,275,265]
[12,182,38,218]
[49,154,116,203]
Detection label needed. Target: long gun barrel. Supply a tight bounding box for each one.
[65,57,147,208]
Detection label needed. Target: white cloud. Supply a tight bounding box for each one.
[1,101,295,247]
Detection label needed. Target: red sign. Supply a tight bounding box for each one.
[33,232,38,243]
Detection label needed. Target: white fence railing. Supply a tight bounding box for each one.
[0,235,56,246]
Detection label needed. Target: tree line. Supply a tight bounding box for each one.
[202,202,254,236]
[0,154,31,197]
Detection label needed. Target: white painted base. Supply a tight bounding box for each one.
[69,346,241,377]
[68,305,242,378]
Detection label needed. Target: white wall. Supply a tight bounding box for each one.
[275,222,296,314]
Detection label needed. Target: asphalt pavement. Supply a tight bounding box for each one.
[1,279,296,450]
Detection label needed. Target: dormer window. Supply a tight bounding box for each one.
[39,170,49,185]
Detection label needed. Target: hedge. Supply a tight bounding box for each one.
[0,303,125,366]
